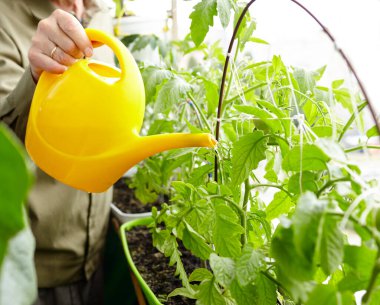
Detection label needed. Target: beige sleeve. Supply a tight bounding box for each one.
[0,27,36,139]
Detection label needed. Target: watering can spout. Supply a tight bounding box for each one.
[131,133,217,163]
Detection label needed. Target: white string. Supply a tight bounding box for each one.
[230,57,248,105]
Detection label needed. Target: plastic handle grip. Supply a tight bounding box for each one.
[85,28,128,81]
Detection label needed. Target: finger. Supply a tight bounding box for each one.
[50,46,77,66]
[47,21,84,59]
[29,48,67,78]
[54,10,93,57]
[39,39,77,67]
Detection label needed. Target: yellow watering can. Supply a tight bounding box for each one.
[25,28,217,193]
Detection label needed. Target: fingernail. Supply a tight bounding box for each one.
[84,47,93,57]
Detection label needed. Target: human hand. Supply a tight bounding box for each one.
[28,9,93,82]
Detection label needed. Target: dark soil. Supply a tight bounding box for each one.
[127,226,201,305]
[112,178,164,213]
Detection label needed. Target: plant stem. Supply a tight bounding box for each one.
[209,195,244,220]
[261,270,290,296]
[317,177,351,197]
[338,101,367,142]
[250,183,292,198]
[241,180,250,246]
[187,99,204,129]
[223,82,267,105]
[363,252,380,304]
[187,92,212,131]
[274,86,328,124]
[263,134,290,147]
[345,145,380,153]
[327,211,374,238]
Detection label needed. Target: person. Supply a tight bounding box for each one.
[0,0,115,304]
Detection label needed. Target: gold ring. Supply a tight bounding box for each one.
[50,46,58,58]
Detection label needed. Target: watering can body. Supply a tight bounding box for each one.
[25,29,216,193]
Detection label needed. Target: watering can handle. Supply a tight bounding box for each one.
[85,28,131,82]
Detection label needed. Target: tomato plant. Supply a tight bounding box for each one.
[124,1,380,304]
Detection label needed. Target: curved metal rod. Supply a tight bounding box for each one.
[214,0,380,182]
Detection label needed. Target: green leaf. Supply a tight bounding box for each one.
[155,77,192,113]
[120,34,140,47]
[235,244,263,286]
[213,204,244,258]
[231,273,276,305]
[276,267,312,302]
[253,273,277,305]
[239,19,257,50]
[141,66,173,103]
[0,124,33,267]
[186,199,215,241]
[168,286,197,299]
[197,278,227,305]
[288,171,318,194]
[131,34,159,52]
[182,222,213,260]
[248,212,271,246]
[314,65,327,81]
[344,245,377,271]
[210,253,235,288]
[202,79,219,116]
[264,152,278,183]
[256,99,291,137]
[129,161,162,204]
[333,88,353,111]
[249,37,269,45]
[318,214,344,275]
[147,119,175,135]
[185,119,207,134]
[332,79,344,89]
[230,280,257,305]
[152,229,190,288]
[190,0,217,46]
[311,126,333,138]
[189,268,213,282]
[305,285,355,305]
[365,282,380,305]
[282,144,330,172]
[316,139,347,163]
[293,68,316,94]
[231,131,268,186]
[189,164,214,186]
[293,192,326,262]
[266,191,294,221]
[235,105,283,133]
[272,55,286,76]
[338,245,376,291]
[271,224,314,281]
[367,125,379,139]
[216,0,233,28]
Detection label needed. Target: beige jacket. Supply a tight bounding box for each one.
[0,0,115,288]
